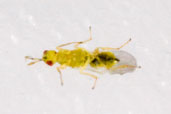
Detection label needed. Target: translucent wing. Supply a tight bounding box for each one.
[86,50,138,75]
[109,50,137,75]
[86,65,107,74]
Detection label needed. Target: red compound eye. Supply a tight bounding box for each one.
[46,61,53,66]
[44,50,47,54]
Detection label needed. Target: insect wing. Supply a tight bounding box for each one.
[109,50,137,75]
[86,64,107,74]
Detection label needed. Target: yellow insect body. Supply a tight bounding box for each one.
[42,48,119,69]
[25,26,140,89]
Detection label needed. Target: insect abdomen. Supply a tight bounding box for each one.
[90,52,119,69]
[56,48,91,68]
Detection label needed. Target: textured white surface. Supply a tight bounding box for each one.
[0,0,171,114]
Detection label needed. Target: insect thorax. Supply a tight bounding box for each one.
[90,51,119,69]
[56,48,91,68]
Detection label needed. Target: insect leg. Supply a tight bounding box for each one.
[80,67,98,89]
[95,38,132,52]
[56,26,92,50]
[56,65,67,86]
[111,64,141,71]
[74,26,92,48]
[112,64,136,70]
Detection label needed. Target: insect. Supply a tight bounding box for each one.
[25,26,140,89]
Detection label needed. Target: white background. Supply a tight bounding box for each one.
[0,0,171,114]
